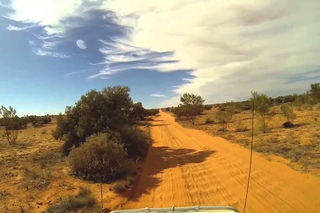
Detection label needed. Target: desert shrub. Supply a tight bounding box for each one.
[22,168,52,190]
[205,118,214,124]
[251,92,275,133]
[215,105,235,131]
[204,104,213,110]
[41,116,52,124]
[69,133,136,182]
[0,106,25,144]
[47,187,98,213]
[145,108,159,116]
[53,86,145,155]
[235,120,248,132]
[117,126,150,158]
[111,176,136,193]
[280,104,296,122]
[112,181,127,193]
[310,83,320,102]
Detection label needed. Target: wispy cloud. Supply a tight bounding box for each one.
[102,0,320,105]
[5,0,320,106]
[6,24,37,31]
[150,94,167,98]
[32,48,70,58]
[0,2,11,9]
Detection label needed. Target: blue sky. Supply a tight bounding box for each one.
[0,0,319,116]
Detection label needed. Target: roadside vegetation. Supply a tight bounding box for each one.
[0,85,158,212]
[171,83,320,176]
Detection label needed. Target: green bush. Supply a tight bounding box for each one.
[69,133,136,182]
[118,126,150,158]
[53,86,145,155]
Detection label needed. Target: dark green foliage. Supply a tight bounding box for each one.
[145,108,159,116]
[131,102,147,120]
[117,126,150,158]
[53,86,145,155]
[69,133,136,182]
[47,187,98,213]
[171,106,187,120]
[273,94,297,104]
[172,93,205,124]
[310,83,320,102]
[26,115,52,127]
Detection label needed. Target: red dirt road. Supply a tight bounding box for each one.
[123,111,320,213]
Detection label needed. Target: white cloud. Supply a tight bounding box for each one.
[102,0,320,106]
[150,94,167,98]
[5,0,320,106]
[6,24,37,31]
[0,2,11,8]
[33,48,70,58]
[88,67,112,79]
[76,40,87,49]
[7,0,83,34]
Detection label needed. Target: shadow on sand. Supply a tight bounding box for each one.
[125,144,215,202]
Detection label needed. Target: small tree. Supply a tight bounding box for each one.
[53,86,140,155]
[177,93,205,124]
[280,104,296,123]
[171,106,187,120]
[251,92,275,133]
[0,106,20,144]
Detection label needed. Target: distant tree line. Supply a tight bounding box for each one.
[0,106,52,144]
[170,83,320,132]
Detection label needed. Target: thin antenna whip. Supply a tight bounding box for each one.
[243,101,254,213]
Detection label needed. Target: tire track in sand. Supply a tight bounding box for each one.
[122,111,320,213]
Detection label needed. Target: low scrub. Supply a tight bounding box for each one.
[21,168,52,190]
[47,187,99,213]
[111,176,136,193]
[69,133,137,182]
[205,118,214,124]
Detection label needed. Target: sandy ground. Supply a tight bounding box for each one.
[121,111,320,213]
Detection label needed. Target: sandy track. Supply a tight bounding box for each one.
[122,111,320,213]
